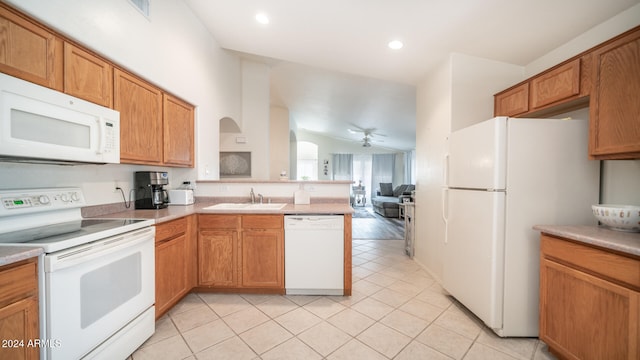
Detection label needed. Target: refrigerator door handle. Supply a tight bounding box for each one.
[441,187,449,243]
[443,153,450,186]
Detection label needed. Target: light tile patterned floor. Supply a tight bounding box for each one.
[131,239,557,359]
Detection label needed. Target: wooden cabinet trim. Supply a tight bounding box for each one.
[541,234,640,290]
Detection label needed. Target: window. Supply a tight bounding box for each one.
[297,141,318,180]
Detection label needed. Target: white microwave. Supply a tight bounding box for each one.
[0,73,120,164]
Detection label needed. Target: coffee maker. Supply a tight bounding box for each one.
[135,171,169,209]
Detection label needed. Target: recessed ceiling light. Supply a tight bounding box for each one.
[255,13,269,25]
[388,40,403,50]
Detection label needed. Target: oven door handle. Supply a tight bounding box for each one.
[45,227,155,272]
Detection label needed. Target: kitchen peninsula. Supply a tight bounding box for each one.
[89,180,354,319]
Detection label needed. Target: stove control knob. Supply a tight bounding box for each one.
[60,193,69,202]
[70,192,80,202]
[38,195,50,204]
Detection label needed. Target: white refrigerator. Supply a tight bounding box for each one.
[442,116,599,337]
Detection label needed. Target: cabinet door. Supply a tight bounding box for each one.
[155,233,189,318]
[494,83,529,116]
[64,42,113,107]
[114,69,163,164]
[163,94,194,167]
[0,297,39,360]
[0,258,39,360]
[198,230,238,287]
[589,27,640,159]
[530,59,581,110]
[540,258,639,360]
[240,229,284,289]
[0,4,63,90]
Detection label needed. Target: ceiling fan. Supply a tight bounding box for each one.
[348,126,386,147]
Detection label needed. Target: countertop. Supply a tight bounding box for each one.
[0,246,42,267]
[533,225,640,257]
[93,201,355,224]
[0,202,353,266]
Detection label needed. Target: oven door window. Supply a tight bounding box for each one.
[80,252,142,328]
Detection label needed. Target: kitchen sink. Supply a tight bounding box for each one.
[202,203,287,210]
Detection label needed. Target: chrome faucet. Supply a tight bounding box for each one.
[258,193,264,204]
[250,188,255,204]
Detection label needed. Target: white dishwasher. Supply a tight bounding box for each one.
[284,215,344,295]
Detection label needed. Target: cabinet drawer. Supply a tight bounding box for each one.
[155,217,187,242]
[541,234,640,290]
[199,214,240,230]
[0,259,37,307]
[243,215,283,229]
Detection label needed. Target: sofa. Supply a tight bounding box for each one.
[371,183,415,217]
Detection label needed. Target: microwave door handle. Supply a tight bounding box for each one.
[97,117,106,154]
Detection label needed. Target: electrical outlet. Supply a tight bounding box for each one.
[114,181,120,192]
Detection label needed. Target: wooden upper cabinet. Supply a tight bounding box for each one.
[589,26,640,159]
[163,94,195,167]
[530,59,581,110]
[64,42,113,107]
[114,68,163,164]
[494,83,529,117]
[0,3,62,90]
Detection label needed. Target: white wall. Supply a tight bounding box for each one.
[414,54,524,281]
[219,61,271,179]
[1,0,241,204]
[269,106,290,180]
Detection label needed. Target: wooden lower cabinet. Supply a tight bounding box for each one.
[241,216,284,289]
[0,258,39,360]
[198,229,239,287]
[198,214,284,293]
[539,234,640,360]
[155,215,196,319]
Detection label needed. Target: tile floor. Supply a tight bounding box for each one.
[131,239,557,359]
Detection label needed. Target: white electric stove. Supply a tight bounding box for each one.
[0,188,156,360]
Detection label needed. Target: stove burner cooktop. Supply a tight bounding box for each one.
[0,218,152,253]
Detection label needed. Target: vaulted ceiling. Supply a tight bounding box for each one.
[184,0,640,151]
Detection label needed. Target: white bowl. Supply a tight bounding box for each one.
[592,204,640,232]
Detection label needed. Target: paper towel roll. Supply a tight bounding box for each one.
[294,189,310,204]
